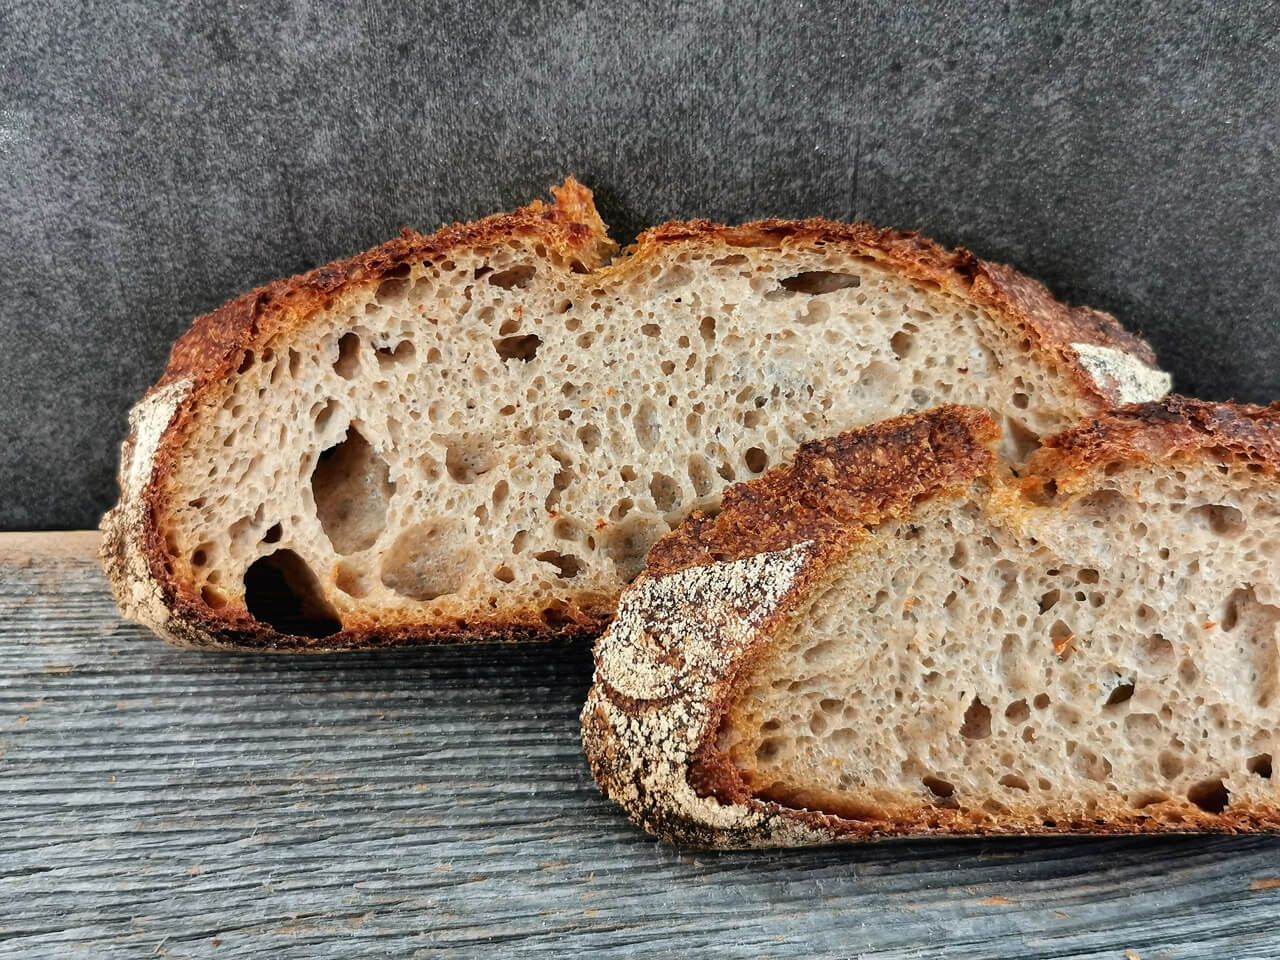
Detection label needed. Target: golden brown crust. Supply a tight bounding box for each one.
[646,404,1000,579]
[627,216,1161,404]
[583,407,1007,847]
[1025,396,1280,500]
[584,402,1280,847]
[103,178,616,652]
[105,181,1167,651]
[156,177,612,394]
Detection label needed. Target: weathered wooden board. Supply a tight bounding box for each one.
[2,532,1279,959]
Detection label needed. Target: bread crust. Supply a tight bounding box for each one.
[102,181,1169,651]
[627,217,1165,406]
[1024,396,1280,499]
[100,178,616,651]
[582,400,1280,846]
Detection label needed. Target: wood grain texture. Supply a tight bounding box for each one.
[2,532,1280,959]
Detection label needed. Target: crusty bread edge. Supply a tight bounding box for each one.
[101,182,1174,651]
[621,217,1172,410]
[100,178,618,651]
[582,400,1280,847]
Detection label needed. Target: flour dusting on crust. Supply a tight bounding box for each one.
[100,378,193,641]
[1072,342,1172,404]
[582,541,832,847]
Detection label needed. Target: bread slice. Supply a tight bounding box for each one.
[583,399,1280,847]
[101,178,1171,650]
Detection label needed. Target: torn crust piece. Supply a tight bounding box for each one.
[102,179,1169,650]
[583,399,1280,847]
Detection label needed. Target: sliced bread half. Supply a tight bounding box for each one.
[102,179,1170,650]
[583,399,1280,846]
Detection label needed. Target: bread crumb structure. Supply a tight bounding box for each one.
[583,400,1280,846]
[102,179,1168,649]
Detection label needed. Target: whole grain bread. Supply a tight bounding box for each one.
[102,179,1170,650]
[582,399,1280,847]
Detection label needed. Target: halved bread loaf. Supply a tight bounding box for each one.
[583,399,1280,846]
[102,178,1171,650]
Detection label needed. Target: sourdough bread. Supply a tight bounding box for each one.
[583,399,1280,846]
[102,179,1170,650]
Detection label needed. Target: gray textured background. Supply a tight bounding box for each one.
[2,0,1278,531]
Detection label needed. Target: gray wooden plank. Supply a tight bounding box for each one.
[2,532,1280,959]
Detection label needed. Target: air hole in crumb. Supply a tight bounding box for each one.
[745,447,768,473]
[541,600,577,628]
[1187,778,1229,813]
[687,455,714,497]
[237,350,255,374]
[601,514,669,581]
[1158,750,1183,780]
[1005,699,1030,723]
[699,316,716,343]
[261,523,283,544]
[312,426,394,554]
[755,738,785,766]
[649,473,681,513]
[534,550,582,579]
[960,697,992,739]
[779,270,860,295]
[376,275,409,302]
[1012,391,1030,409]
[1038,589,1060,614]
[577,424,601,453]
[191,546,209,567]
[243,550,342,637]
[1189,503,1246,537]
[923,775,954,798]
[494,565,515,584]
[444,436,497,483]
[641,322,660,337]
[200,585,227,609]
[376,340,415,368]
[334,562,367,598]
[493,334,542,362]
[488,264,536,289]
[1105,681,1135,706]
[1033,693,1051,710]
[890,329,913,359]
[380,518,478,601]
[1247,753,1272,778]
[999,774,1029,791]
[633,398,660,450]
[334,333,362,379]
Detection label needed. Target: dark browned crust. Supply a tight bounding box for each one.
[629,217,1161,406]
[105,181,1167,652]
[646,404,1001,579]
[585,401,1280,846]
[160,587,616,653]
[155,178,613,394]
[1025,396,1280,499]
[105,178,617,652]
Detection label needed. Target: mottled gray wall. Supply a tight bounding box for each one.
[3,1,1277,530]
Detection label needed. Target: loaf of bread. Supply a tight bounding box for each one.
[102,179,1170,650]
[583,399,1280,846]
